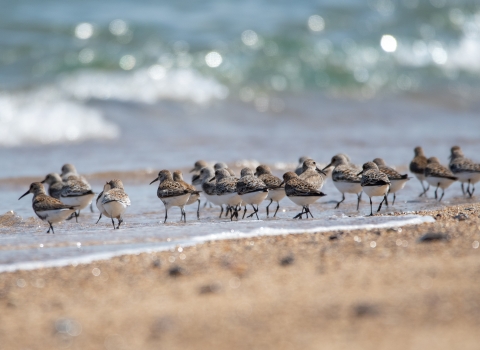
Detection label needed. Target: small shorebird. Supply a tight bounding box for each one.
[449,146,480,197]
[214,162,236,176]
[358,162,390,216]
[95,182,111,224]
[40,173,64,199]
[212,169,242,220]
[190,160,209,191]
[173,170,201,219]
[322,154,362,210]
[19,182,77,234]
[373,158,409,205]
[282,172,326,219]
[237,167,269,220]
[61,163,94,212]
[101,179,131,229]
[425,157,457,201]
[194,167,225,217]
[295,156,311,175]
[150,170,198,223]
[298,159,327,190]
[59,176,95,222]
[409,146,429,197]
[255,165,285,217]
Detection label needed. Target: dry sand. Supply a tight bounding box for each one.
[1,203,480,350]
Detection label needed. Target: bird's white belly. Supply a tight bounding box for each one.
[389,178,409,193]
[204,193,223,206]
[454,172,480,184]
[287,195,323,207]
[363,184,389,198]
[240,190,269,205]
[219,192,242,206]
[334,181,362,194]
[425,176,456,189]
[413,173,425,182]
[267,188,285,202]
[36,208,76,224]
[61,193,95,210]
[161,193,190,209]
[186,193,200,205]
[103,201,128,219]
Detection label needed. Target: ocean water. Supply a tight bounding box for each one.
[0,0,479,270]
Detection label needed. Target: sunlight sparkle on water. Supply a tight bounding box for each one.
[380,35,397,52]
[205,51,222,68]
[308,15,325,32]
[75,23,93,39]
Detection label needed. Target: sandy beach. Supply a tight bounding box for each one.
[1,202,479,349]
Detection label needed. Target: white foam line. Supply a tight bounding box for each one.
[0,215,434,274]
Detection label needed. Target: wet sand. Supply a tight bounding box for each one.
[1,203,480,349]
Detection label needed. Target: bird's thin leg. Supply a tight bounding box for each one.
[242,206,248,219]
[75,210,80,223]
[164,208,168,224]
[111,218,116,229]
[219,205,224,219]
[274,202,280,217]
[357,192,362,211]
[266,199,273,217]
[369,197,373,216]
[294,206,306,219]
[392,193,396,206]
[471,183,475,197]
[384,192,389,207]
[461,182,465,196]
[254,205,260,220]
[117,218,123,229]
[377,195,386,212]
[203,201,208,208]
[96,214,102,224]
[439,189,445,202]
[197,199,200,220]
[90,201,94,213]
[306,206,314,218]
[434,184,439,199]
[418,179,426,197]
[225,206,231,218]
[335,193,345,209]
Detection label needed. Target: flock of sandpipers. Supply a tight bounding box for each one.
[18,146,479,233]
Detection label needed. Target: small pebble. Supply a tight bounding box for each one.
[417,233,449,243]
[168,266,184,277]
[280,256,294,266]
[454,213,468,221]
[353,303,379,317]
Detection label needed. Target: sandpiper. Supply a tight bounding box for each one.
[95,182,111,224]
[102,179,131,229]
[19,182,77,234]
[59,176,95,222]
[255,165,285,217]
[373,158,409,205]
[237,167,269,220]
[212,169,242,220]
[214,162,236,176]
[61,163,94,212]
[322,154,362,210]
[282,172,326,219]
[190,160,209,191]
[295,156,311,175]
[409,146,429,197]
[449,146,480,197]
[425,157,457,201]
[40,173,64,199]
[173,170,201,219]
[298,159,327,190]
[358,162,390,216]
[150,170,197,223]
[193,167,225,217]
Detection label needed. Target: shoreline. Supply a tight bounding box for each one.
[1,203,479,349]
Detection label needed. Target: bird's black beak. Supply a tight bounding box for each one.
[150,177,159,185]
[189,167,196,173]
[279,181,284,187]
[18,189,30,200]
[209,177,215,182]
[316,167,327,176]
[357,171,363,176]
[40,178,46,184]
[322,163,333,172]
